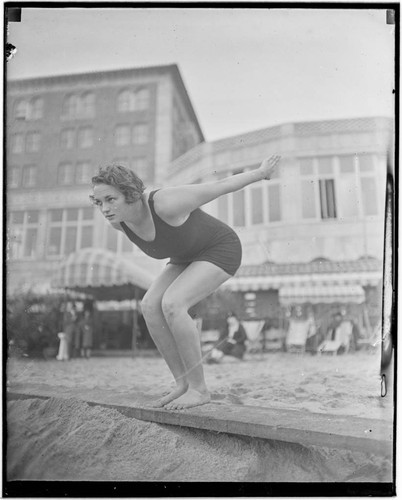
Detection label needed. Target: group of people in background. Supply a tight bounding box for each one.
[57,302,94,361]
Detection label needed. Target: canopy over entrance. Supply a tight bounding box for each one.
[51,248,155,300]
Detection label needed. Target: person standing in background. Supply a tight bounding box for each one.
[78,310,94,359]
[62,302,78,360]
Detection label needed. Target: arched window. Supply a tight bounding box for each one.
[81,92,95,117]
[117,89,136,112]
[135,87,150,110]
[14,99,28,120]
[62,94,79,118]
[30,97,43,120]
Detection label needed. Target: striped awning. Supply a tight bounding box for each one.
[279,285,366,305]
[51,248,155,291]
[223,257,382,292]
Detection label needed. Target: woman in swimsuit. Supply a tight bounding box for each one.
[90,155,281,409]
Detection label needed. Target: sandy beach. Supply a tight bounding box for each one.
[6,350,394,483]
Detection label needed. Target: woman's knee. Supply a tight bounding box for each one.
[141,292,162,322]
[161,292,186,322]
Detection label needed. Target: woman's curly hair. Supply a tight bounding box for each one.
[91,164,146,204]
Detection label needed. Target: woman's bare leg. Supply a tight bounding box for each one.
[161,261,232,410]
[141,263,190,407]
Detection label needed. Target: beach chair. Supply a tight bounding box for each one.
[243,320,265,358]
[285,319,312,354]
[318,320,353,355]
[357,322,381,353]
[200,329,221,355]
[263,327,286,352]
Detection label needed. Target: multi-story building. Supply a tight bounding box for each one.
[6,64,205,291]
[166,117,391,333]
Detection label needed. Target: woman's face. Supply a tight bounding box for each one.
[92,184,135,223]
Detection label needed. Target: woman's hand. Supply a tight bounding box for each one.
[258,155,281,180]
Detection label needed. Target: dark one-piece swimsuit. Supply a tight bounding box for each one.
[119,190,242,276]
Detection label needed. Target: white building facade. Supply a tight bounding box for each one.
[166,117,391,331]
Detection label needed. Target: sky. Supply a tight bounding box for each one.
[6,6,395,141]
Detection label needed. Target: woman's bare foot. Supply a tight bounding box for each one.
[145,384,188,408]
[164,388,211,410]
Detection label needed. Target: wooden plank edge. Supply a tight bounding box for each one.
[7,390,393,458]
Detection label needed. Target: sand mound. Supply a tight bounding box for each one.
[7,397,391,482]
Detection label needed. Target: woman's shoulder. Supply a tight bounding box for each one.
[150,188,190,224]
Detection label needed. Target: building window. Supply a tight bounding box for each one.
[22,165,37,188]
[10,211,25,224]
[62,93,95,119]
[8,210,40,259]
[60,129,75,150]
[81,225,93,249]
[117,89,136,112]
[268,184,281,222]
[299,157,339,221]
[233,190,246,227]
[251,185,263,224]
[11,134,24,154]
[299,158,314,176]
[132,124,149,144]
[317,156,334,175]
[338,175,359,218]
[81,92,95,117]
[14,98,44,120]
[358,154,375,173]
[30,97,44,120]
[14,100,28,120]
[25,132,41,152]
[65,226,78,254]
[319,179,337,219]
[8,166,21,188]
[339,155,356,174]
[115,125,130,146]
[47,208,94,256]
[76,161,93,184]
[301,180,316,218]
[136,87,150,110]
[62,94,79,118]
[360,177,378,216]
[78,127,93,149]
[48,227,62,256]
[25,228,38,258]
[58,163,74,185]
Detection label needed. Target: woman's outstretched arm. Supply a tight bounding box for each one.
[155,155,281,219]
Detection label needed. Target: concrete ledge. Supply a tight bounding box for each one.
[7,383,393,458]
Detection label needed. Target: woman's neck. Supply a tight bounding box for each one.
[125,193,152,228]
